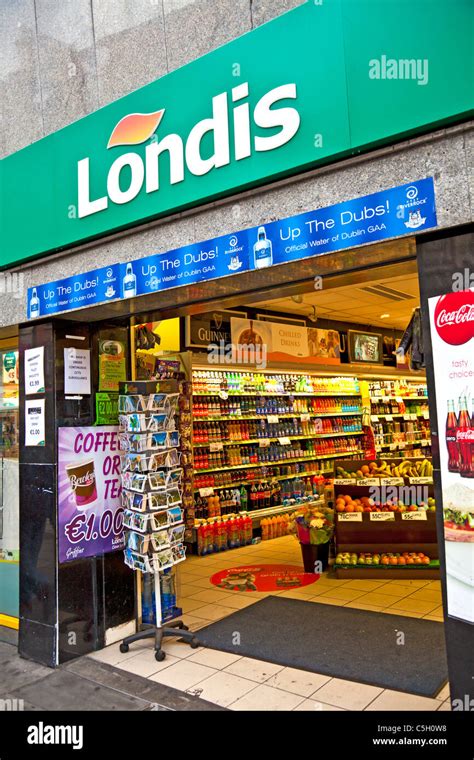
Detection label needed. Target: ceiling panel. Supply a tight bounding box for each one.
[246,270,419,330]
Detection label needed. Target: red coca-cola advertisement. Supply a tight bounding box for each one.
[429,289,474,624]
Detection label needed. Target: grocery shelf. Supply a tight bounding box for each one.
[371,413,429,420]
[191,499,325,536]
[195,449,364,474]
[194,411,363,421]
[194,466,333,492]
[193,430,363,447]
[193,391,361,397]
[370,396,428,402]
[375,440,431,452]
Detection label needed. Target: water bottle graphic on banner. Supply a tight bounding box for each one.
[29,287,40,318]
[253,226,273,269]
[123,262,137,298]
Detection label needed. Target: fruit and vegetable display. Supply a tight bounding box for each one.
[335,494,436,513]
[336,459,433,479]
[336,551,437,566]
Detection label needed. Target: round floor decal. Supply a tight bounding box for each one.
[210,564,319,592]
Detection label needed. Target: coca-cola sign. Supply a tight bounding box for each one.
[434,291,474,345]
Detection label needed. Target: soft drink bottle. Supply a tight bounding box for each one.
[458,397,474,478]
[446,400,460,472]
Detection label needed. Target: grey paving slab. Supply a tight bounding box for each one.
[64,656,226,711]
[11,669,150,712]
[0,642,18,663]
[0,656,51,693]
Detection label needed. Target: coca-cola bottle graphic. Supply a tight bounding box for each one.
[446,400,460,472]
[457,396,474,478]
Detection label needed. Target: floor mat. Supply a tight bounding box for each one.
[196,596,447,697]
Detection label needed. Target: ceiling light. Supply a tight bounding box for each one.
[380,313,391,319]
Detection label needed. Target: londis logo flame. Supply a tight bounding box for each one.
[107,110,165,148]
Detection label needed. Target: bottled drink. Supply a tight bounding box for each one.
[253,226,273,268]
[458,396,474,478]
[123,262,137,298]
[29,287,40,318]
[446,400,460,473]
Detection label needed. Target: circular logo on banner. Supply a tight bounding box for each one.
[210,564,319,592]
[434,291,474,346]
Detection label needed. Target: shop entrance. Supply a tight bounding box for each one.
[103,244,447,699]
[135,256,439,595]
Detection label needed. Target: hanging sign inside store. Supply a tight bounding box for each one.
[2,1,470,268]
[231,318,342,366]
[428,290,474,624]
[26,177,437,320]
[24,347,45,394]
[58,426,124,563]
[25,399,45,447]
[185,310,247,349]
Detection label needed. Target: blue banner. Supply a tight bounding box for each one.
[27,178,436,319]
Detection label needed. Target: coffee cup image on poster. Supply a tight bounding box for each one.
[428,290,474,624]
[58,426,124,563]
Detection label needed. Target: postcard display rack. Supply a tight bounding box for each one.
[118,376,199,661]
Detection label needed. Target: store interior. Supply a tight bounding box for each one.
[123,255,443,636]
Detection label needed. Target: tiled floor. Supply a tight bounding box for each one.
[90,536,450,711]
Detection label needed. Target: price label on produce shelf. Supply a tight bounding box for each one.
[389,443,398,451]
[401,510,427,521]
[421,440,429,447]
[371,415,379,422]
[259,439,271,448]
[209,442,223,452]
[403,414,411,421]
[385,414,393,421]
[268,415,279,424]
[338,512,362,522]
[408,477,432,485]
[199,487,214,497]
[370,512,395,521]
[410,414,417,421]
[356,478,379,486]
[423,412,430,420]
[278,437,291,446]
[301,413,310,422]
[218,391,228,400]
[395,396,403,403]
[380,477,404,485]
[333,478,355,485]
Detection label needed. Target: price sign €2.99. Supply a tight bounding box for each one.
[58,426,124,563]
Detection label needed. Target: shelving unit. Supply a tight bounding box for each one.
[366,377,431,460]
[333,458,438,579]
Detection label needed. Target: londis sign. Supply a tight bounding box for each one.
[78,83,300,218]
[1,0,471,267]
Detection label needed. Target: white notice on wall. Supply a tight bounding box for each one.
[25,399,45,446]
[25,346,45,395]
[64,348,91,395]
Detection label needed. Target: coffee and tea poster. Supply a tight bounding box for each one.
[428,289,474,624]
[231,318,341,365]
[58,426,124,563]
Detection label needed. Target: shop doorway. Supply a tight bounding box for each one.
[125,256,441,623]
